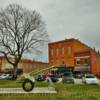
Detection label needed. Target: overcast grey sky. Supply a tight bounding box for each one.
[0,0,100,60]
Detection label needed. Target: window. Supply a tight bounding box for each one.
[76,58,89,65]
[68,47,72,57]
[62,57,65,64]
[62,48,65,56]
[56,48,58,58]
[68,47,72,65]
[51,49,53,57]
[76,59,81,65]
[68,59,72,65]
[82,58,89,65]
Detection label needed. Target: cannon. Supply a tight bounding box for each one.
[22,65,55,92]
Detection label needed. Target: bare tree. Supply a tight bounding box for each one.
[0,4,49,75]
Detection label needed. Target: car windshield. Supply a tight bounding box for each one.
[86,75,95,78]
[38,75,41,77]
[63,72,72,76]
[3,74,6,76]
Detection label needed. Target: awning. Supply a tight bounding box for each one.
[74,66,90,72]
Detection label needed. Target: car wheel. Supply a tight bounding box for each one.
[22,79,34,92]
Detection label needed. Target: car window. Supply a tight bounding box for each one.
[63,72,72,76]
[86,75,95,78]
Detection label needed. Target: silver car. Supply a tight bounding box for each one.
[82,74,98,84]
[62,72,74,83]
[0,73,10,80]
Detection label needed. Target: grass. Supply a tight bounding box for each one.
[55,83,100,100]
[0,80,100,100]
[0,80,21,88]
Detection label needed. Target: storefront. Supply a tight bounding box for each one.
[74,66,90,78]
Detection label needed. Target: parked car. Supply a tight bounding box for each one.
[62,72,74,83]
[82,74,98,84]
[7,74,17,80]
[0,73,17,80]
[35,75,45,81]
[49,75,58,82]
[0,73,10,80]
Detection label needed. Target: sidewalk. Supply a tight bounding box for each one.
[0,87,57,94]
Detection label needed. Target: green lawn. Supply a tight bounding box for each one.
[0,80,100,100]
[0,80,21,88]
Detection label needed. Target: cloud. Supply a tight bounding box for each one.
[0,0,100,61]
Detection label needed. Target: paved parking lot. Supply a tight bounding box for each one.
[74,78,100,85]
[58,78,100,85]
[74,78,83,84]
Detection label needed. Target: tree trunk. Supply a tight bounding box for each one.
[13,64,18,78]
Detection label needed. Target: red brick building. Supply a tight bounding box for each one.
[0,56,48,73]
[48,38,100,76]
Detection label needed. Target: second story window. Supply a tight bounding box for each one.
[76,58,81,65]
[62,57,65,64]
[82,58,89,65]
[62,48,65,57]
[51,49,53,57]
[56,48,58,58]
[68,47,72,57]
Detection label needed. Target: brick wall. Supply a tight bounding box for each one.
[48,38,100,77]
[0,56,49,73]
[90,50,100,76]
[48,39,75,67]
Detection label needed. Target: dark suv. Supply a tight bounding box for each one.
[49,75,58,82]
[62,72,74,83]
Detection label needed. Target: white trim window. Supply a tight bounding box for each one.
[76,58,81,65]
